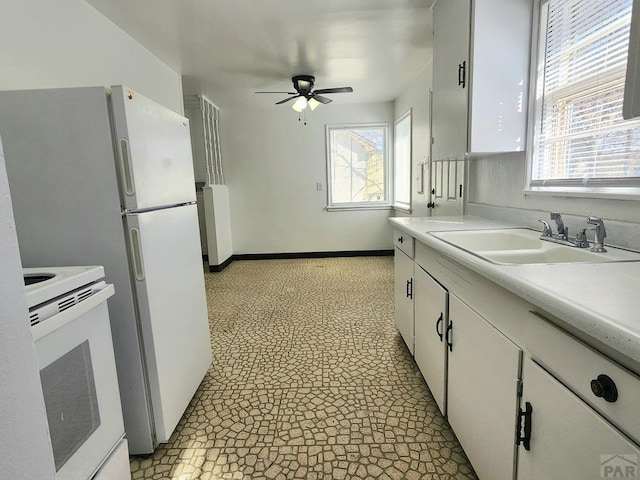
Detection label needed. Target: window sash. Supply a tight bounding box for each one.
[529,0,640,189]
[394,111,412,209]
[326,124,391,208]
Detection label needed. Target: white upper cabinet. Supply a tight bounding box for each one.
[432,0,532,160]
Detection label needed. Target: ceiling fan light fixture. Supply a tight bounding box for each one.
[292,97,308,112]
[308,97,320,111]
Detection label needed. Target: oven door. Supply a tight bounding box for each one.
[32,283,125,480]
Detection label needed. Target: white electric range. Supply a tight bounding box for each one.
[24,265,131,480]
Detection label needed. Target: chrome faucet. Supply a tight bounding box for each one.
[538,212,590,248]
[538,219,552,237]
[550,212,568,240]
[586,216,607,252]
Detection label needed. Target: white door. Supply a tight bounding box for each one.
[394,248,415,354]
[414,266,448,415]
[447,294,522,480]
[518,358,640,480]
[110,86,196,211]
[125,204,212,443]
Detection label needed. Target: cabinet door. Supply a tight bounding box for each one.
[448,294,522,480]
[430,159,464,216]
[394,248,414,354]
[432,0,471,162]
[518,358,640,480]
[414,266,448,415]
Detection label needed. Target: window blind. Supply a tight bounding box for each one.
[532,0,640,186]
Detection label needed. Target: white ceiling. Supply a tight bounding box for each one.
[85,0,434,108]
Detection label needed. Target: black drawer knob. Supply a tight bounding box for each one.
[398,236,404,244]
[590,374,618,402]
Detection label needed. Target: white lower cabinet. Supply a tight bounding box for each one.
[414,265,448,415]
[517,358,640,480]
[447,294,522,480]
[394,247,414,354]
[400,234,640,480]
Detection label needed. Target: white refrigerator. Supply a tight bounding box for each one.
[0,86,212,454]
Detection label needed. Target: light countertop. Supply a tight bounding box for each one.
[390,216,640,371]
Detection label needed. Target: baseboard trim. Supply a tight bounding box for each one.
[207,249,393,272]
[208,256,234,272]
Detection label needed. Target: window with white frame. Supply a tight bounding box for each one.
[326,124,390,208]
[529,0,640,191]
[394,111,412,209]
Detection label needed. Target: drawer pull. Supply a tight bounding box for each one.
[445,320,453,352]
[435,313,444,341]
[516,402,533,451]
[406,279,413,299]
[398,236,404,244]
[590,374,618,403]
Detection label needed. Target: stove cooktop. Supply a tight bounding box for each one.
[23,265,105,309]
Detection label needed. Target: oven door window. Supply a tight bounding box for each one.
[40,340,101,471]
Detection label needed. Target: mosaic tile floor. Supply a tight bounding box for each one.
[130,257,478,480]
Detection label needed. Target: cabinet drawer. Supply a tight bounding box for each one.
[526,312,640,445]
[393,230,414,258]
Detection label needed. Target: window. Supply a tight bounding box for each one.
[326,124,390,208]
[394,111,412,209]
[529,0,640,192]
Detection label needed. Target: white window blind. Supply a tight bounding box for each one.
[531,0,640,188]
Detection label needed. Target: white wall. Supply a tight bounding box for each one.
[0,1,185,472]
[0,139,56,479]
[467,152,640,250]
[0,0,183,114]
[394,62,433,217]
[220,102,395,254]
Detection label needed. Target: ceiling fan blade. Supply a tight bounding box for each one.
[255,91,297,94]
[313,87,353,95]
[275,95,300,105]
[311,94,333,104]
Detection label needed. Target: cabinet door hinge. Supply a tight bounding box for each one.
[517,379,523,397]
[516,402,533,451]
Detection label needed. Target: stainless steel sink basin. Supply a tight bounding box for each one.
[431,228,640,264]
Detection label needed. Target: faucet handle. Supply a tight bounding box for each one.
[575,228,590,248]
[538,219,552,236]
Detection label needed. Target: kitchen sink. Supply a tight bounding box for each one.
[428,229,543,251]
[430,228,640,264]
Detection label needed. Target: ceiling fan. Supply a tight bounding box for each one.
[256,75,353,111]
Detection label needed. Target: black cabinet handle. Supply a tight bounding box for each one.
[398,236,404,244]
[445,320,453,352]
[517,402,533,451]
[435,313,444,341]
[458,60,466,89]
[406,279,413,299]
[590,374,618,402]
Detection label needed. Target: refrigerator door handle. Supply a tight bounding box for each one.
[118,138,136,197]
[129,227,145,281]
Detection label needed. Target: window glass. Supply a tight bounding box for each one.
[327,125,390,207]
[394,112,412,208]
[530,0,640,189]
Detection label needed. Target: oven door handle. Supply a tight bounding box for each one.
[31,284,115,341]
